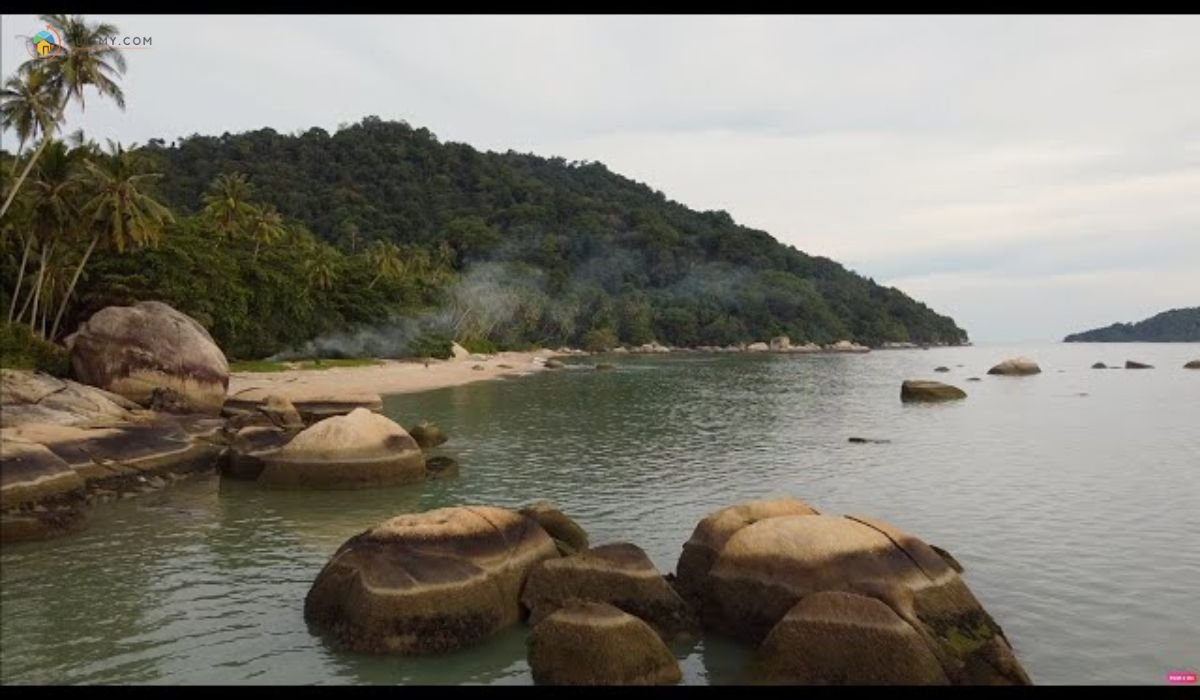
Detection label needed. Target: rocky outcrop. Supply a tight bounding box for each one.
[65,301,229,414]
[261,395,303,430]
[769,336,791,352]
[224,387,383,425]
[678,504,1030,685]
[987,357,1041,376]
[1186,359,1200,369]
[408,421,448,449]
[826,340,870,353]
[521,542,700,641]
[527,602,682,685]
[1125,360,1153,369]
[0,437,88,543]
[1,369,140,428]
[303,505,558,654]
[248,408,425,489]
[900,380,967,402]
[747,591,951,685]
[518,501,589,555]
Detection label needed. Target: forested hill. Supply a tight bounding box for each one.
[142,116,967,349]
[1063,307,1200,342]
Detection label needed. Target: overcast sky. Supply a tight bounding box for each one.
[3,14,1197,342]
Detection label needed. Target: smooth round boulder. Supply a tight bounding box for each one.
[748,591,950,685]
[255,408,425,489]
[527,601,682,686]
[675,498,819,603]
[408,420,448,449]
[304,505,558,654]
[519,501,589,555]
[1185,359,1200,369]
[900,380,966,402]
[986,357,1041,376]
[1091,362,1108,369]
[1125,360,1153,369]
[522,542,700,641]
[700,513,1030,684]
[224,387,383,424]
[66,301,229,414]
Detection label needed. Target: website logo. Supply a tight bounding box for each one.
[27,24,63,59]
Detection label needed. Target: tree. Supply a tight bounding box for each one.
[248,204,285,260]
[304,244,339,291]
[0,69,61,174]
[1,14,127,219]
[365,239,403,289]
[201,172,255,241]
[49,140,173,340]
[14,141,77,333]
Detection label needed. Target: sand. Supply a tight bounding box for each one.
[226,350,570,401]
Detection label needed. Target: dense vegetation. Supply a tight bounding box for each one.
[3,15,966,366]
[1063,307,1200,342]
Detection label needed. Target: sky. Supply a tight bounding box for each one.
[2,14,1198,342]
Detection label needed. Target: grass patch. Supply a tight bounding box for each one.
[229,359,290,373]
[229,357,383,373]
[296,358,382,370]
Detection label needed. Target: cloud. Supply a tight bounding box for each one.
[3,14,1198,341]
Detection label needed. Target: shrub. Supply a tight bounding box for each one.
[0,322,71,376]
[459,336,499,354]
[583,327,619,353]
[407,333,454,360]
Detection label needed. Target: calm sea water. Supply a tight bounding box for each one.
[2,343,1198,685]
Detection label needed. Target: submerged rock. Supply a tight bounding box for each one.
[519,501,589,555]
[1091,362,1108,369]
[848,437,891,444]
[1125,360,1153,369]
[544,359,565,369]
[253,408,425,489]
[595,363,615,371]
[987,357,1041,376]
[934,366,950,373]
[66,301,229,414]
[900,380,967,402]
[527,601,682,686]
[304,505,558,654]
[1185,359,1200,369]
[521,542,700,641]
[408,421,448,449]
[966,377,982,382]
[424,455,459,480]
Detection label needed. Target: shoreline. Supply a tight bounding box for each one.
[226,350,568,400]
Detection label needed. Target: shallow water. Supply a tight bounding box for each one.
[2,343,1198,685]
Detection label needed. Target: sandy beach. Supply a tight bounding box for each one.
[226,350,569,401]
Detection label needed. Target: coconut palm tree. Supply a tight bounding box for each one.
[0,69,62,175]
[1,14,127,220]
[366,239,404,289]
[201,172,255,241]
[47,141,173,340]
[304,245,339,291]
[248,204,286,260]
[13,141,77,332]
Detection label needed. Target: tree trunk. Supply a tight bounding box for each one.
[253,239,261,261]
[0,117,60,220]
[24,241,52,333]
[7,234,34,322]
[49,233,98,341]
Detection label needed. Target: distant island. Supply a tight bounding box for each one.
[1063,307,1200,342]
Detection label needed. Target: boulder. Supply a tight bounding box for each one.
[966,377,982,382]
[545,359,565,369]
[769,336,791,352]
[695,511,1030,684]
[519,501,589,555]
[986,357,1041,376]
[253,408,425,489]
[1,437,86,511]
[66,301,229,414]
[522,542,700,641]
[220,425,294,481]
[934,366,950,373]
[450,342,471,361]
[900,380,967,402]
[224,387,383,425]
[1091,362,1108,369]
[1185,359,1200,369]
[303,505,558,654]
[747,591,950,685]
[611,347,630,354]
[1125,360,1153,369]
[261,394,304,430]
[1,369,139,429]
[675,498,820,604]
[826,340,870,353]
[527,602,681,686]
[746,342,770,352]
[408,420,448,449]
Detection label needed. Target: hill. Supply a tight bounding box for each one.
[133,116,966,354]
[1063,307,1200,342]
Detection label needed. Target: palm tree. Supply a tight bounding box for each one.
[366,240,404,289]
[201,172,255,241]
[1,14,127,220]
[248,204,286,260]
[304,245,339,291]
[13,141,77,332]
[0,69,61,175]
[48,141,173,340]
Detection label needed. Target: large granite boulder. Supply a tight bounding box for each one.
[987,357,1041,376]
[223,386,383,425]
[901,380,967,402]
[826,340,870,353]
[769,336,791,352]
[747,591,950,685]
[251,408,425,489]
[519,501,589,555]
[65,301,229,414]
[527,601,682,686]
[1184,359,1200,369]
[746,342,770,352]
[303,505,558,654]
[521,542,700,641]
[675,498,820,604]
[687,507,1029,684]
